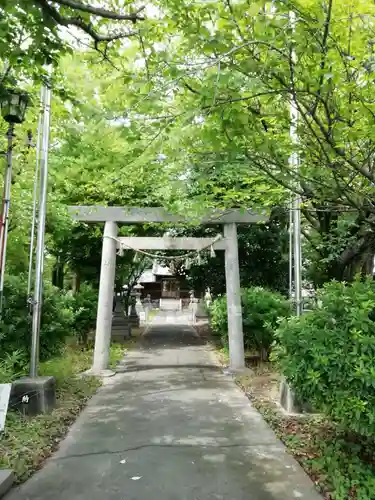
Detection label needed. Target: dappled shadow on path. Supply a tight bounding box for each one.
[142,323,203,346]
[116,363,220,373]
[116,323,216,373]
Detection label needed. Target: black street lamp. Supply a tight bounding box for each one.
[0,90,29,124]
[0,89,29,313]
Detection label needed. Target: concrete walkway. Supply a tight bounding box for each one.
[6,313,322,500]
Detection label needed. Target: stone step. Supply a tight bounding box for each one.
[159,299,182,311]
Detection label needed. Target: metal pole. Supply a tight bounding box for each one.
[293,177,302,316]
[27,87,44,303]
[289,10,302,317]
[288,198,293,300]
[30,78,51,378]
[0,124,14,315]
[279,9,304,414]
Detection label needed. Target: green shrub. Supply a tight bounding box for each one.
[210,287,291,357]
[69,284,98,345]
[209,295,228,345]
[0,275,30,365]
[0,275,75,367]
[241,287,291,357]
[40,282,75,359]
[273,278,375,437]
[0,351,25,383]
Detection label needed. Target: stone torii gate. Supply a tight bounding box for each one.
[69,206,268,375]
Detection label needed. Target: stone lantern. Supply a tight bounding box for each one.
[133,282,144,308]
[128,282,144,326]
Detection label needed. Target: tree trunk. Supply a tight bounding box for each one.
[72,271,81,295]
[314,228,375,285]
[52,257,65,289]
[361,253,374,277]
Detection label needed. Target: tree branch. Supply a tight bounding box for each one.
[339,231,375,268]
[51,0,145,21]
[311,0,333,115]
[36,0,140,45]
[298,97,375,183]
[302,208,320,230]
[183,81,201,94]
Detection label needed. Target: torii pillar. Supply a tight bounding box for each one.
[92,221,118,375]
[224,223,245,371]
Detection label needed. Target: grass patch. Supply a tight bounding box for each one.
[235,367,375,500]
[109,343,125,368]
[216,346,229,365]
[0,343,121,484]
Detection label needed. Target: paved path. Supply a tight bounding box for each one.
[6,315,322,500]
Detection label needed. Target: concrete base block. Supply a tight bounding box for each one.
[279,378,314,414]
[0,469,13,498]
[222,366,252,377]
[10,376,56,416]
[83,369,116,378]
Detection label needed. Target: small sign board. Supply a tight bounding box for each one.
[0,384,11,432]
[139,312,146,321]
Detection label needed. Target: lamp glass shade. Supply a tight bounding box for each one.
[0,91,29,124]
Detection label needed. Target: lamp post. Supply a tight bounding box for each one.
[30,77,51,378]
[0,90,29,314]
